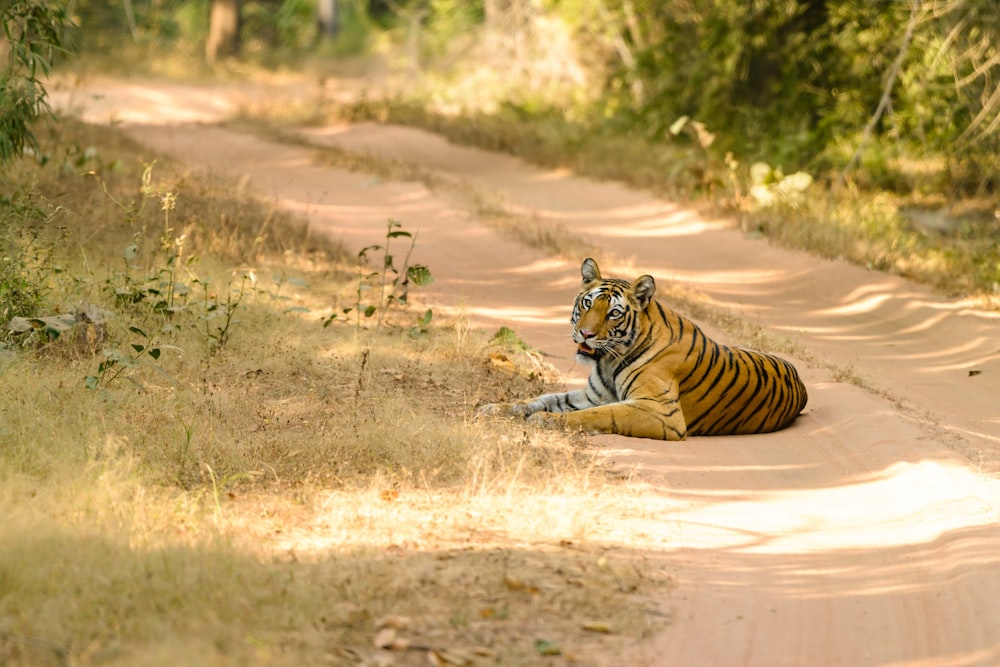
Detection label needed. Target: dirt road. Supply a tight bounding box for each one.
[56,78,1000,666]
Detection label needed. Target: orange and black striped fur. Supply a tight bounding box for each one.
[479,258,808,440]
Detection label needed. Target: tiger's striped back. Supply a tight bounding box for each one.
[657,305,808,436]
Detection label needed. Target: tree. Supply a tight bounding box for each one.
[0,0,72,164]
[205,0,240,64]
[317,0,339,40]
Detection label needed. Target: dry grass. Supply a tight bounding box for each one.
[742,190,1000,300]
[0,118,676,665]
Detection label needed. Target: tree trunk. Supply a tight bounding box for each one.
[317,0,338,40]
[206,0,240,64]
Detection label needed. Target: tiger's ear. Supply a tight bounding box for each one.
[633,275,656,309]
[581,258,602,284]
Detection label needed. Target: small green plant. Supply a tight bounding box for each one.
[748,161,813,209]
[84,325,179,389]
[410,308,433,338]
[170,419,197,486]
[95,164,254,361]
[6,311,75,346]
[100,164,191,317]
[489,325,533,352]
[323,218,434,331]
[0,192,64,344]
[107,240,191,315]
[196,276,249,354]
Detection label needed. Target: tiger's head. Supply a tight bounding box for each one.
[571,258,656,365]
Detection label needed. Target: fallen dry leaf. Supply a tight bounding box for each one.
[375,615,412,631]
[428,648,474,665]
[486,352,516,372]
[373,627,411,651]
[373,627,397,649]
[581,621,613,634]
[534,639,562,656]
[503,575,539,594]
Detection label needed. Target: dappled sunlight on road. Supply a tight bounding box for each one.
[275,186,436,220]
[590,213,730,238]
[55,81,239,125]
[663,266,805,288]
[666,457,998,553]
[792,285,1000,374]
[272,486,682,555]
[500,256,572,277]
[444,303,568,328]
[898,337,992,367]
[530,167,575,181]
[596,382,1000,555]
[516,201,730,239]
[813,290,897,317]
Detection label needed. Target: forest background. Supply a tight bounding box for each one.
[46,0,1000,298]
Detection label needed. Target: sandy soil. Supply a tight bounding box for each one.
[54,78,1000,666]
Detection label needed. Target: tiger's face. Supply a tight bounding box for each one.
[571,259,656,364]
[571,282,635,363]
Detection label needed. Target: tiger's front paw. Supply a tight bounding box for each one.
[526,411,567,430]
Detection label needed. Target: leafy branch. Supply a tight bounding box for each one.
[0,0,73,164]
[84,325,180,390]
[323,219,434,333]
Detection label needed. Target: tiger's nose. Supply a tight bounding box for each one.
[579,329,596,339]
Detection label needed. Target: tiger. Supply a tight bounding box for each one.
[478,258,808,440]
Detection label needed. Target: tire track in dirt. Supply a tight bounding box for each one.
[57,80,1000,667]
